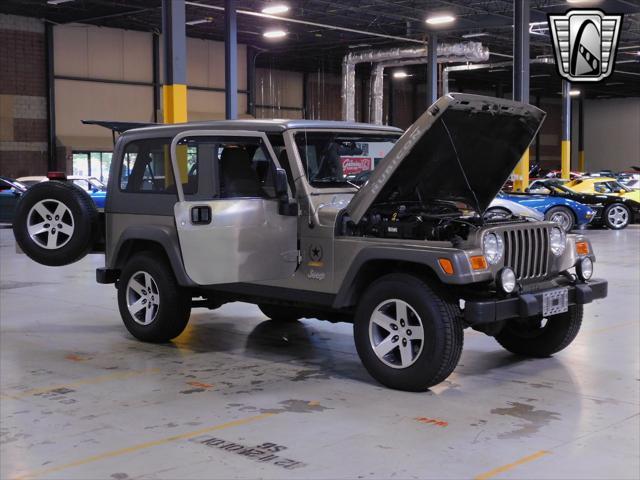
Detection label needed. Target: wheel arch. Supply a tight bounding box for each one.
[333,252,453,309]
[110,226,195,287]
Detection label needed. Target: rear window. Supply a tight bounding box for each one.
[120,138,179,194]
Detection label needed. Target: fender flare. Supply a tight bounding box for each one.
[110,225,195,286]
[332,246,475,309]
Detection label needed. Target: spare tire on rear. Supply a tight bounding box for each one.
[13,180,99,266]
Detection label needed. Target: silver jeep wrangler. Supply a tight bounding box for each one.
[13,94,607,391]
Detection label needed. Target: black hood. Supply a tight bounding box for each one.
[346,93,546,223]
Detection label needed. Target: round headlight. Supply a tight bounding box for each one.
[497,267,517,293]
[549,227,566,256]
[576,257,593,281]
[483,232,504,264]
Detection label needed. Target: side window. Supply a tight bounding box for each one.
[120,138,176,194]
[177,136,277,199]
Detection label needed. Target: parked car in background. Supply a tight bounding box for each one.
[528,178,569,193]
[526,179,640,230]
[497,191,595,232]
[565,177,640,203]
[485,197,544,222]
[0,176,27,224]
[16,175,106,209]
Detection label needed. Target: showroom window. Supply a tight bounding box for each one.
[72,151,112,183]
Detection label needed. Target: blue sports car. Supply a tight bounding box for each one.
[497,192,595,232]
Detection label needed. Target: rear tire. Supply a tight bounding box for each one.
[258,304,301,322]
[603,203,630,230]
[118,252,191,343]
[545,206,574,232]
[495,305,583,357]
[354,273,463,392]
[13,180,98,266]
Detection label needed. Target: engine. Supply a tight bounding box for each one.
[343,201,525,243]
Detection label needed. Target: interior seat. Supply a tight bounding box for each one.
[220,147,265,198]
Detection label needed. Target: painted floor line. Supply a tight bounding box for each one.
[12,412,275,480]
[1,368,161,400]
[474,450,550,480]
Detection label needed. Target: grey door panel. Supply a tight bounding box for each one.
[175,199,297,284]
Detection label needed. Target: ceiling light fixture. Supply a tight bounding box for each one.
[263,29,287,38]
[393,71,410,78]
[47,0,75,4]
[531,74,551,78]
[462,32,488,38]
[426,14,455,25]
[566,0,600,4]
[261,4,290,15]
[569,89,581,96]
[186,17,213,26]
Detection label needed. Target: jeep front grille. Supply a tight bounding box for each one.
[502,226,549,280]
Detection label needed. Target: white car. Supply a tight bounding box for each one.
[17,175,106,192]
[485,197,544,222]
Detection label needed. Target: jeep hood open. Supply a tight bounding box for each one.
[345,93,546,224]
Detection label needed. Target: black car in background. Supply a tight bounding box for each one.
[0,176,27,224]
[520,179,640,230]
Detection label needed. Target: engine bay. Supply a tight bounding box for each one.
[343,201,527,243]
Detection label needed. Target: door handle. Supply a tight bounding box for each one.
[190,206,212,225]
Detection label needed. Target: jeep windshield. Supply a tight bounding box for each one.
[294,132,399,188]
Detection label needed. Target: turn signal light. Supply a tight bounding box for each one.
[470,255,488,271]
[438,258,454,275]
[576,241,589,255]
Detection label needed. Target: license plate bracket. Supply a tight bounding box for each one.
[542,288,569,317]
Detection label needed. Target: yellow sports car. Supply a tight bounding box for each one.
[565,177,640,202]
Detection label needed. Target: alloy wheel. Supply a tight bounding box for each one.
[550,210,572,232]
[369,299,425,369]
[126,271,160,325]
[607,205,628,228]
[27,199,75,249]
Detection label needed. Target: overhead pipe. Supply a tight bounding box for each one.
[342,42,489,122]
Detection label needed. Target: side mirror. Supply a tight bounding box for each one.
[524,188,530,193]
[275,168,288,197]
[274,168,297,216]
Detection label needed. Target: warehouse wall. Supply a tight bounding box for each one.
[0,14,48,178]
[255,68,304,119]
[53,24,249,150]
[579,98,640,172]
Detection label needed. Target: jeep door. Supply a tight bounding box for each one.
[171,131,298,285]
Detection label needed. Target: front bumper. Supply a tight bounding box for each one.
[464,278,608,325]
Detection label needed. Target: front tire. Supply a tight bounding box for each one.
[545,206,574,232]
[495,305,583,357]
[603,204,630,230]
[354,274,463,392]
[118,252,191,343]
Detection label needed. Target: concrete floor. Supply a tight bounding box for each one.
[0,226,638,480]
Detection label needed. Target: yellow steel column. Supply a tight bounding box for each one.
[162,0,188,124]
[561,80,571,179]
[513,150,530,192]
[162,84,188,124]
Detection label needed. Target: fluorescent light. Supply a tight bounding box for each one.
[393,71,410,78]
[489,68,508,72]
[262,4,289,15]
[462,32,488,38]
[186,18,213,26]
[566,0,600,4]
[426,15,455,25]
[348,43,372,49]
[606,82,623,86]
[47,0,74,4]
[569,89,581,96]
[531,74,551,78]
[263,29,287,38]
